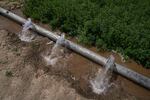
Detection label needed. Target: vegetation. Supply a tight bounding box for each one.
[23,0,150,68]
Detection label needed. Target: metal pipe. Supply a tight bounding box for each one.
[0,7,150,89]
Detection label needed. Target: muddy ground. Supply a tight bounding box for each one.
[0,1,150,100]
[0,26,136,100]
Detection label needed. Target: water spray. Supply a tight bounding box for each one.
[90,55,115,94]
[43,34,65,66]
[22,18,33,32]
[19,18,35,42]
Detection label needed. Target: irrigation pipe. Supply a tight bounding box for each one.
[0,7,150,89]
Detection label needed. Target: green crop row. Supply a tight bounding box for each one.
[23,0,150,68]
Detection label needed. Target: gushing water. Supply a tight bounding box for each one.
[18,18,35,42]
[90,55,115,94]
[43,34,65,66]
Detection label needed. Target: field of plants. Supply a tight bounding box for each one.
[23,0,150,68]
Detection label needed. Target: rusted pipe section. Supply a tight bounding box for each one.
[0,7,150,89]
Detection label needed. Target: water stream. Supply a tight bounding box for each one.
[18,18,35,42]
[90,55,115,94]
[43,34,65,66]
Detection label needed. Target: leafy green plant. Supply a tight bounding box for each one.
[23,0,150,68]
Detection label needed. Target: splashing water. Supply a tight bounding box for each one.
[22,18,32,32]
[53,34,65,49]
[43,34,65,66]
[18,18,35,42]
[90,55,115,95]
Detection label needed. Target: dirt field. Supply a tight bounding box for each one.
[0,29,89,100]
[0,18,136,100]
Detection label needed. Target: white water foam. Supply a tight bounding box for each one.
[90,55,115,95]
[18,18,35,42]
[43,34,65,66]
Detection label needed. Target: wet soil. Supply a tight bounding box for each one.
[0,8,150,100]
